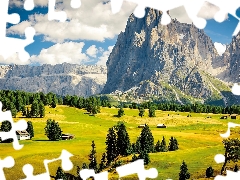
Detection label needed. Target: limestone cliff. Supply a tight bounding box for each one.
[0,63,107,97]
[102,8,235,105]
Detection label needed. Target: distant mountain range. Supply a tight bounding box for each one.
[0,63,106,97]
[0,8,239,105]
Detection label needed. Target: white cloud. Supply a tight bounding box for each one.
[96,45,114,66]
[0,53,30,65]
[30,42,89,65]
[86,45,98,58]
[214,42,226,55]
[8,0,136,43]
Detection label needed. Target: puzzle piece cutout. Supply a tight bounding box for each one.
[48,0,81,22]
[0,0,36,62]
[79,169,108,180]
[0,156,14,180]
[215,170,240,180]
[0,101,27,150]
[111,0,240,33]
[21,149,73,180]
[116,159,158,180]
[232,83,240,96]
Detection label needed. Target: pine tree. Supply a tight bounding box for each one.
[138,150,150,165]
[88,140,98,171]
[117,107,125,117]
[234,164,239,172]
[139,107,145,117]
[76,166,81,179]
[131,153,138,162]
[82,163,88,169]
[105,127,118,165]
[55,166,66,180]
[39,101,45,118]
[148,105,156,117]
[99,153,107,172]
[155,140,161,152]
[26,121,34,139]
[160,136,168,152]
[31,100,39,117]
[26,107,31,118]
[1,121,11,132]
[21,105,26,117]
[206,166,214,178]
[9,102,17,118]
[135,137,142,154]
[44,119,62,141]
[116,122,132,156]
[139,124,154,153]
[179,161,190,180]
[168,137,179,151]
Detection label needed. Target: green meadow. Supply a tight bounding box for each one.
[1,105,240,180]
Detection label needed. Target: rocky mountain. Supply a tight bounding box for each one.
[102,8,238,105]
[0,63,107,97]
[213,31,240,83]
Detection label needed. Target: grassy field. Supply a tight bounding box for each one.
[1,105,240,180]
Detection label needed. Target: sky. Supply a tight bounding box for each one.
[1,0,240,66]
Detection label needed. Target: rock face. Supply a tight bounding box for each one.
[0,63,107,97]
[102,8,236,105]
[214,31,240,83]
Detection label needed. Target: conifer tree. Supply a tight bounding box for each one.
[135,137,142,154]
[76,165,81,179]
[148,105,156,117]
[88,140,98,171]
[131,153,138,162]
[206,166,214,178]
[117,107,125,117]
[31,100,39,117]
[138,150,150,165]
[139,124,154,153]
[26,121,34,139]
[39,101,45,118]
[155,140,161,152]
[1,121,11,132]
[82,163,88,169]
[105,127,118,165]
[234,164,239,172]
[116,122,132,156]
[168,136,179,151]
[179,161,190,180]
[139,107,145,117]
[21,105,26,117]
[26,107,31,118]
[160,136,168,152]
[55,166,66,180]
[99,153,107,172]
[44,119,62,141]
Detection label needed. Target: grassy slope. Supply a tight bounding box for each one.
[1,105,240,180]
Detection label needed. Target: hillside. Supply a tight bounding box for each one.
[2,105,240,180]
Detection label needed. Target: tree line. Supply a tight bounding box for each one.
[1,90,239,118]
[126,101,240,115]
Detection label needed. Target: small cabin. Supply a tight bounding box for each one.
[157,124,166,128]
[62,133,74,140]
[16,130,30,140]
[230,114,238,120]
[138,124,146,128]
[220,116,228,119]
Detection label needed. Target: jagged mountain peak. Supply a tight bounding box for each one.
[102,8,237,105]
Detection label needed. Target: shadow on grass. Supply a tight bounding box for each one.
[32,139,51,142]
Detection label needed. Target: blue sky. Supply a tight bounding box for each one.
[2,0,240,65]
